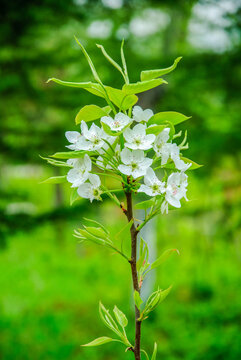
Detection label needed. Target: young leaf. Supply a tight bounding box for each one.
[146,125,166,135]
[74,36,102,84]
[82,337,114,347]
[122,78,167,95]
[150,249,180,270]
[83,218,109,234]
[134,290,143,310]
[40,156,71,167]
[142,286,172,318]
[151,342,158,360]
[83,226,108,240]
[179,157,203,170]
[70,188,80,206]
[105,86,138,110]
[96,44,125,81]
[47,78,104,97]
[75,105,111,124]
[148,111,191,126]
[40,176,67,184]
[121,40,129,83]
[135,198,156,210]
[141,56,182,81]
[50,150,95,159]
[113,306,128,328]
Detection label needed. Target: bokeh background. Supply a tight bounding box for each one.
[1,0,241,359]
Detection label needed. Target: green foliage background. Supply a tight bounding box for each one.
[0,0,241,359]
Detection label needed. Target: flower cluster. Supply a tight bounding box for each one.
[65,105,190,212]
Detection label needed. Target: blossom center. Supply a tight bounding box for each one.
[131,162,138,171]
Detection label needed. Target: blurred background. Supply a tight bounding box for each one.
[1,0,241,359]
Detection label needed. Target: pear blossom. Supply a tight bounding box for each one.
[165,172,188,208]
[118,148,152,179]
[132,105,154,123]
[66,155,92,188]
[138,168,165,196]
[123,124,155,150]
[101,112,132,131]
[77,174,102,202]
[67,121,106,151]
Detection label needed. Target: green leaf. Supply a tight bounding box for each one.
[141,56,182,81]
[150,249,180,270]
[70,188,80,206]
[82,337,114,347]
[40,156,71,168]
[97,44,125,81]
[83,218,109,234]
[40,176,67,184]
[99,302,121,337]
[75,105,111,124]
[83,226,108,240]
[162,157,202,171]
[121,40,129,82]
[105,86,138,110]
[47,78,104,96]
[148,111,190,126]
[113,306,128,328]
[179,157,203,170]
[146,125,166,135]
[115,219,133,241]
[142,286,172,318]
[74,36,102,84]
[50,150,95,159]
[135,198,155,210]
[151,342,158,360]
[122,78,167,95]
[134,290,143,310]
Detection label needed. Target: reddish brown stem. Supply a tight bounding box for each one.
[125,190,142,360]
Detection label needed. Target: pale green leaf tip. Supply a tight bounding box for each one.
[46,78,53,83]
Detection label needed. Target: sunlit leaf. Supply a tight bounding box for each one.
[50,150,95,159]
[135,198,155,210]
[70,188,80,206]
[82,337,114,347]
[113,306,128,328]
[40,176,66,184]
[97,44,125,80]
[141,57,182,81]
[122,78,167,95]
[75,105,111,124]
[151,342,158,360]
[134,290,143,310]
[150,249,180,270]
[148,111,191,126]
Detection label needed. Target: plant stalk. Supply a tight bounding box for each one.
[125,190,141,360]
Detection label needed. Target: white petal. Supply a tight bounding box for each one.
[123,128,133,143]
[143,109,154,122]
[138,184,153,196]
[115,112,131,125]
[101,116,113,126]
[132,106,143,122]
[75,137,92,151]
[132,168,146,178]
[144,167,157,186]
[89,174,101,187]
[84,154,92,172]
[77,183,92,199]
[118,164,132,176]
[145,134,156,144]
[132,123,146,137]
[120,148,132,165]
[166,194,181,208]
[65,131,81,143]
[81,121,88,138]
[141,157,153,169]
[132,149,145,163]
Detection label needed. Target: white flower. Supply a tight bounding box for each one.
[118,148,152,179]
[138,168,165,196]
[101,112,132,131]
[123,124,155,150]
[153,128,191,171]
[77,174,102,202]
[65,131,82,150]
[66,155,92,188]
[153,128,171,162]
[73,121,107,151]
[132,105,154,123]
[165,172,188,208]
